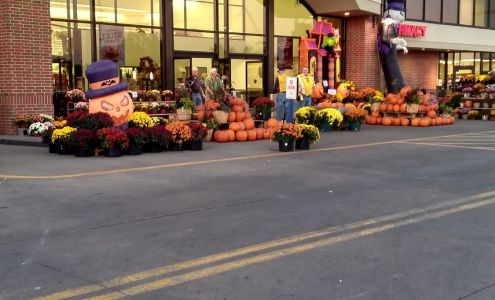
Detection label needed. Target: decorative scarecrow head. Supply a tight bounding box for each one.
[384,0,406,23]
[85,60,133,127]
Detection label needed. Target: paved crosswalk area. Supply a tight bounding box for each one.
[401,131,495,151]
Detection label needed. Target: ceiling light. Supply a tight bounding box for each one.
[344,12,350,16]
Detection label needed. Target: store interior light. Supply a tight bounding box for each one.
[344,12,350,16]
[50,1,146,13]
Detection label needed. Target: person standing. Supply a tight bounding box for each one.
[297,67,315,110]
[272,67,292,122]
[205,68,225,103]
[187,67,205,108]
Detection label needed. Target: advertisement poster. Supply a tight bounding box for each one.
[277,37,293,69]
[286,76,298,100]
[100,25,125,65]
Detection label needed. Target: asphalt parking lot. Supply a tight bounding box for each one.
[1,120,495,300]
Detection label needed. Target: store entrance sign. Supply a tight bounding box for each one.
[286,77,298,100]
[399,24,427,38]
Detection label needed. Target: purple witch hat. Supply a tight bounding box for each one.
[386,0,405,11]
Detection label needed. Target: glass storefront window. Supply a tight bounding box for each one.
[475,52,481,73]
[482,52,491,72]
[94,0,116,23]
[50,0,91,21]
[474,0,488,27]
[116,0,153,26]
[229,34,265,54]
[230,0,264,34]
[174,31,215,52]
[274,0,313,37]
[490,0,495,28]
[173,0,215,31]
[460,0,474,25]
[442,0,459,23]
[406,0,424,20]
[425,0,442,22]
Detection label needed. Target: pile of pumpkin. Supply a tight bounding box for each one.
[365,86,456,127]
[213,97,280,143]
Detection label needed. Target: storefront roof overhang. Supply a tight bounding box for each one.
[302,0,382,17]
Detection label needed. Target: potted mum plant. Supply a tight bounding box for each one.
[295,124,320,150]
[125,128,148,155]
[204,117,218,142]
[272,123,302,152]
[177,97,194,121]
[145,125,171,152]
[295,107,317,125]
[344,108,368,131]
[51,126,77,155]
[80,112,114,130]
[72,129,97,157]
[128,112,154,128]
[166,121,192,151]
[96,128,129,157]
[252,97,275,120]
[315,108,344,132]
[186,122,207,151]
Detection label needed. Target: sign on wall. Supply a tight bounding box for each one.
[277,37,293,69]
[100,25,125,65]
[286,76,298,100]
[399,24,427,38]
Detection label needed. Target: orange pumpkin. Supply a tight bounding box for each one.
[247,129,257,141]
[255,128,264,140]
[229,122,240,132]
[236,130,248,142]
[263,129,271,139]
[400,86,412,96]
[227,130,235,142]
[197,111,205,121]
[393,104,400,112]
[427,110,437,118]
[431,118,437,126]
[238,122,246,131]
[266,118,279,128]
[419,105,426,113]
[386,93,399,104]
[244,112,252,120]
[227,111,236,122]
[419,118,431,127]
[464,100,473,107]
[431,104,439,111]
[376,117,382,124]
[244,118,255,130]
[214,130,229,143]
[411,118,421,127]
[232,105,243,113]
[366,116,377,125]
[380,103,388,112]
[371,111,380,118]
[397,96,405,105]
[392,117,401,126]
[236,111,245,122]
[382,117,392,126]
[400,118,410,127]
[387,104,394,112]
[400,104,407,113]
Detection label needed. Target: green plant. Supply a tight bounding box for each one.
[125,128,148,145]
[439,102,454,115]
[178,97,194,110]
[448,93,463,108]
[295,107,317,125]
[315,108,344,126]
[205,117,218,130]
[272,123,302,143]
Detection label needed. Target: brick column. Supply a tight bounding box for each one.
[0,0,53,135]
[345,16,383,90]
[399,50,439,91]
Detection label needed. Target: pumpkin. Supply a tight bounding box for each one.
[371,111,380,118]
[232,105,243,113]
[427,110,437,118]
[266,118,279,128]
[244,118,255,130]
[422,94,430,105]
[255,128,264,140]
[227,111,236,122]
[236,130,248,142]
[382,117,392,126]
[238,122,246,131]
[214,130,229,143]
[392,117,401,126]
[393,104,400,112]
[400,104,407,113]
[263,129,271,139]
[244,112,252,120]
[431,104,439,111]
[450,116,456,124]
[229,97,243,106]
[229,122,241,132]
[197,111,205,121]
[247,129,257,141]
[464,100,473,107]
[419,105,426,113]
[411,118,421,127]
[419,118,431,127]
[400,86,412,96]
[88,90,133,127]
[387,104,394,112]
[386,93,399,104]
[376,117,382,125]
[227,130,235,142]
[400,118,410,127]
[430,118,437,126]
[236,111,245,122]
[397,96,405,105]
[336,102,344,108]
[366,116,376,125]
[380,103,388,112]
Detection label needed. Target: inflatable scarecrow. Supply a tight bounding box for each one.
[85,60,133,127]
[378,0,408,93]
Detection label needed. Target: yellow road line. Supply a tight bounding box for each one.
[5,130,495,180]
[32,190,495,300]
[89,197,495,300]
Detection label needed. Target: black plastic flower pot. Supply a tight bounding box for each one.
[105,147,123,157]
[57,143,73,155]
[127,143,142,155]
[189,140,203,151]
[75,147,95,157]
[278,140,295,152]
[295,138,310,150]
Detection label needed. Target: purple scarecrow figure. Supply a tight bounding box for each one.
[378,0,409,93]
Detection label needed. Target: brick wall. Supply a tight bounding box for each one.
[398,50,439,91]
[0,0,53,135]
[345,16,383,90]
